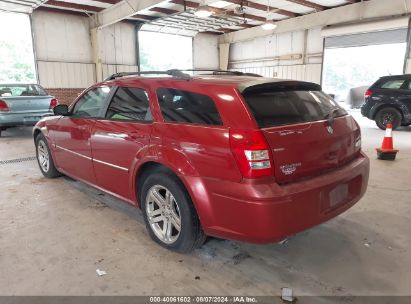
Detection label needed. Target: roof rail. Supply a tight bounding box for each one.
[104,69,191,81]
[103,69,262,82]
[183,69,262,77]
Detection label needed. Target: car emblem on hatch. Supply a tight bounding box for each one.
[326,125,334,134]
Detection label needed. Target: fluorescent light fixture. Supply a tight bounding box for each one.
[209,0,232,8]
[261,20,277,30]
[194,5,214,17]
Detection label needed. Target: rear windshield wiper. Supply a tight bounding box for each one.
[324,107,341,125]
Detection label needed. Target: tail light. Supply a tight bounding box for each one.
[353,119,361,150]
[49,98,58,110]
[355,131,361,149]
[0,100,9,112]
[229,129,274,178]
[364,90,373,98]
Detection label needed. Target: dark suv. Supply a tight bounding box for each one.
[361,74,411,130]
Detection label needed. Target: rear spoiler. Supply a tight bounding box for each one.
[238,79,322,94]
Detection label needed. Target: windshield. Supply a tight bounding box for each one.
[242,88,347,128]
[0,84,47,97]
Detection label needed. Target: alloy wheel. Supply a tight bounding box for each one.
[382,113,394,125]
[145,185,182,244]
[37,140,50,173]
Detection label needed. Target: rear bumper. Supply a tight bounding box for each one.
[360,101,372,118]
[0,111,52,127]
[188,152,369,243]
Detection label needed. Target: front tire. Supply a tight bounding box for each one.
[375,107,402,130]
[140,171,206,253]
[35,133,61,178]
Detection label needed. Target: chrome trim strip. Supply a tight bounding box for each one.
[55,145,129,172]
[55,145,92,160]
[56,145,128,172]
[93,158,129,172]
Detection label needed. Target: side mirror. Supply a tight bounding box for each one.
[53,104,69,116]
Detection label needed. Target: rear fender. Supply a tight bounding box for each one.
[370,102,407,120]
[129,144,199,203]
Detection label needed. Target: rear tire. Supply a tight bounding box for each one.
[140,171,206,253]
[375,107,402,130]
[35,133,61,178]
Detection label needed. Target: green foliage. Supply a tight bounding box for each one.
[0,39,36,83]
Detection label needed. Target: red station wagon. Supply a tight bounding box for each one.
[33,70,370,252]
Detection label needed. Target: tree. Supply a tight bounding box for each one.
[0,39,36,83]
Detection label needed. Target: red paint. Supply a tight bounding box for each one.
[34,76,370,243]
[49,98,59,110]
[364,89,373,98]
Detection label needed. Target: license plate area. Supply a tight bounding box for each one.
[320,175,362,213]
[329,184,348,208]
[24,116,41,122]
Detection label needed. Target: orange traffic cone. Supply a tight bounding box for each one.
[376,123,399,160]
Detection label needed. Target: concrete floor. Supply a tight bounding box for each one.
[0,111,410,297]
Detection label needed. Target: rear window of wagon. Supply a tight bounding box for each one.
[241,83,347,128]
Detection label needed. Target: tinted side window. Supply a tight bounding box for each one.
[72,87,110,118]
[106,87,152,122]
[380,79,405,89]
[156,88,222,126]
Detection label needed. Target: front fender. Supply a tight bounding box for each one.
[33,116,61,143]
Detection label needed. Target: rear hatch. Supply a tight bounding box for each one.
[240,81,361,184]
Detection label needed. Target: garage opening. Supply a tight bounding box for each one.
[0,11,36,83]
[322,28,407,105]
[138,31,193,71]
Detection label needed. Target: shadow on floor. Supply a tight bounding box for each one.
[0,126,34,139]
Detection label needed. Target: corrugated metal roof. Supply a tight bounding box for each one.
[0,0,362,35]
[0,0,46,13]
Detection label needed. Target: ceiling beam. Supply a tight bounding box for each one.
[239,23,255,28]
[224,0,299,18]
[149,7,179,14]
[169,0,199,9]
[169,0,267,23]
[36,6,91,16]
[200,31,223,35]
[93,0,122,4]
[45,0,103,12]
[224,11,266,22]
[130,14,159,21]
[90,0,166,29]
[285,0,325,11]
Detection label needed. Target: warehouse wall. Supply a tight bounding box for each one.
[32,10,93,103]
[32,9,138,105]
[100,22,138,80]
[229,27,323,83]
[193,33,219,70]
